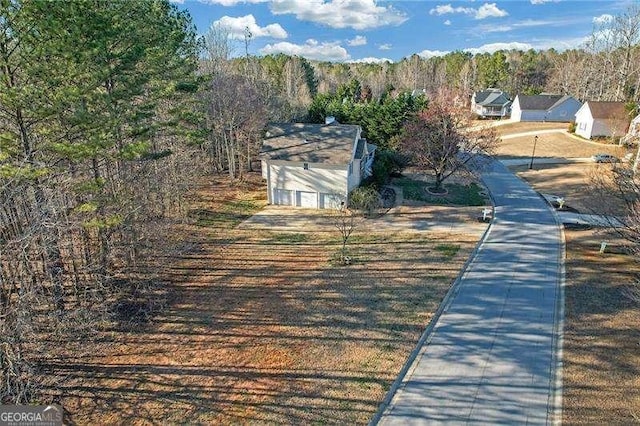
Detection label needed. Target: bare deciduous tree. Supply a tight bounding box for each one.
[399,99,497,192]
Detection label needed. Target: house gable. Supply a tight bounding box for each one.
[574,101,630,139]
[471,89,511,118]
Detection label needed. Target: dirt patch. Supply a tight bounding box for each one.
[563,229,640,424]
[45,172,482,425]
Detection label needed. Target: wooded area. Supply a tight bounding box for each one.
[1,0,639,406]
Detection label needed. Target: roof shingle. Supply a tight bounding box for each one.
[260,122,360,164]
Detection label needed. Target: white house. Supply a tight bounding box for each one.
[259,119,375,209]
[574,101,630,140]
[511,94,581,122]
[471,89,511,118]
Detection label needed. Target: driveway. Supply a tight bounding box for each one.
[375,157,563,424]
[238,205,489,237]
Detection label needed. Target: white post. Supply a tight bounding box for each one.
[482,208,492,221]
[557,197,565,209]
[599,241,607,253]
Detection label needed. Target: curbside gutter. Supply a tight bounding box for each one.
[368,174,496,426]
[548,204,566,425]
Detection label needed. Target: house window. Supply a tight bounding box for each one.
[348,163,353,175]
[303,163,309,170]
[579,122,587,130]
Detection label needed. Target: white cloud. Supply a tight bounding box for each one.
[349,57,393,64]
[530,0,559,4]
[430,4,474,16]
[464,42,533,54]
[593,14,614,25]
[199,0,268,5]
[475,3,508,19]
[531,36,589,51]
[260,40,350,61]
[269,0,407,30]
[379,43,392,50]
[418,49,450,58]
[477,18,579,33]
[347,35,367,46]
[213,15,288,39]
[429,2,507,20]
[444,20,451,26]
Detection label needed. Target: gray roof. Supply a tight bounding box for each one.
[516,94,573,111]
[473,89,511,107]
[260,122,360,164]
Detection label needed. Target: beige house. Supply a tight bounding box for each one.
[259,119,375,209]
[574,101,630,139]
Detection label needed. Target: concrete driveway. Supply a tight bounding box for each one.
[238,204,489,237]
[375,157,563,425]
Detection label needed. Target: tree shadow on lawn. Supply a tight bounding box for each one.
[562,229,640,424]
[42,228,477,425]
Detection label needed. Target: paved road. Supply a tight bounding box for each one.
[375,158,563,425]
[499,157,591,167]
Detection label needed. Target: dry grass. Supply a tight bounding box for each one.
[496,132,627,159]
[563,229,640,424]
[491,121,570,136]
[511,163,627,214]
[46,173,480,425]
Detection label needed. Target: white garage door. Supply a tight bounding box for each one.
[296,191,317,208]
[273,189,293,205]
[319,193,343,209]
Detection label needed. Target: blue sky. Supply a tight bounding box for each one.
[171,0,635,63]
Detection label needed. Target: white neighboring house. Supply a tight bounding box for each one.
[259,119,376,209]
[511,94,581,122]
[470,89,511,118]
[574,101,630,140]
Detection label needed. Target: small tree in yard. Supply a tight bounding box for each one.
[399,101,497,192]
[332,199,358,265]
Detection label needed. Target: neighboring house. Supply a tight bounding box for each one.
[471,88,511,118]
[259,118,376,209]
[511,94,581,122]
[574,101,631,140]
[620,113,640,146]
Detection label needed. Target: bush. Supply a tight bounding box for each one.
[349,186,381,216]
[568,121,576,133]
[369,150,409,186]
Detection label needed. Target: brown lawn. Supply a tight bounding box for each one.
[511,163,626,214]
[491,121,570,137]
[563,229,640,424]
[48,173,481,425]
[495,132,627,160]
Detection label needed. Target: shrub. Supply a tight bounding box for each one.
[349,186,381,216]
[369,150,409,186]
[568,121,576,133]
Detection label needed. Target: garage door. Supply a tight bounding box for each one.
[319,193,343,209]
[296,191,317,208]
[273,189,293,206]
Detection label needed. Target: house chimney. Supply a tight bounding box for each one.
[325,116,335,125]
